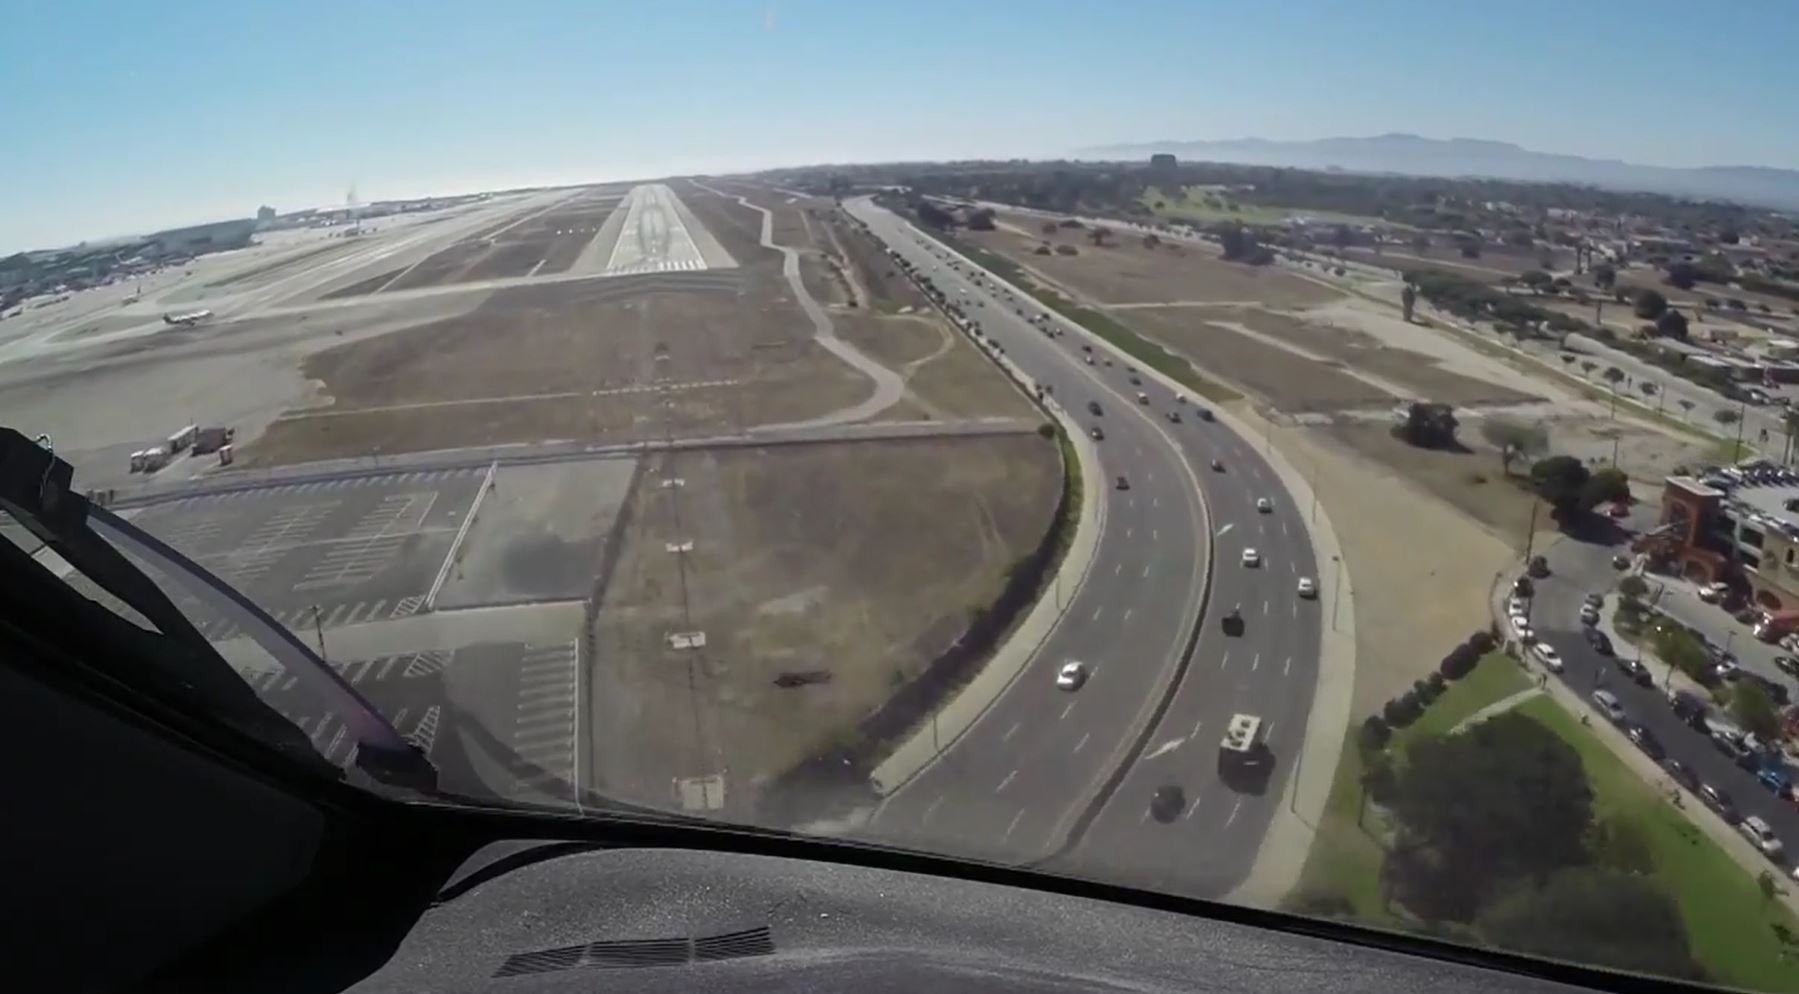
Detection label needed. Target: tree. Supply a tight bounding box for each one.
[1088,227,1113,247]
[1530,455,1591,514]
[1602,366,1625,389]
[1480,417,1548,475]
[1474,869,1705,981]
[1639,380,1659,397]
[1395,401,1459,449]
[1633,289,1669,320]
[1384,713,1594,921]
[1732,682,1782,741]
[1678,398,1696,419]
[1141,232,1161,250]
[1410,234,1430,253]
[1651,624,1712,682]
[1618,574,1648,601]
[1715,407,1741,426]
[1580,466,1631,509]
[1579,360,1599,378]
[1655,309,1689,339]
[1040,220,1059,235]
[965,208,996,231]
[1665,261,1700,290]
[1592,262,1617,289]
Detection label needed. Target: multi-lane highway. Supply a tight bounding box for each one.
[847,198,1323,894]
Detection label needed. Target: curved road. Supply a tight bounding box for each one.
[847,199,1322,894]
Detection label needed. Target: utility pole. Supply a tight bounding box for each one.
[310,604,329,663]
[1521,498,1542,563]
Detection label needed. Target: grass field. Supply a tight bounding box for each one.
[1512,696,1799,993]
[1294,652,1532,920]
[1139,186,1390,228]
[1294,655,1799,991]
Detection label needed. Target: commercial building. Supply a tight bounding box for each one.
[147,218,255,259]
[1642,472,1799,632]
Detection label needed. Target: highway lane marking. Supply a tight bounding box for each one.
[1074,732,1090,754]
[1114,563,1122,575]
[1292,602,1298,618]
[1142,564,1152,577]
[1145,737,1184,759]
[1190,717,1204,739]
[1152,528,1159,541]
[1225,799,1242,828]
[1003,721,1021,742]
[1003,810,1025,842]
[998,770,1017,792]
[1217,523,1234,537]
[1284,657,1292,676]
[1252,652,1261,672]
[1184,795,1203,821]
[1061,702,1075,720]
[1220,651,1230,671]
[1263,600,1270,615]
[1091,606,1104,622]
[1123,608,1133,621]
[1152,497,1159,508]
[1126,526,1133,538]
[1282,520,1289,537]
[923,795,944,826]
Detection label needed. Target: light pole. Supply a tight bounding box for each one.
[1330,554,1344,630]
[310,604,329,663]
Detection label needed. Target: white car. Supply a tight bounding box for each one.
[1297,577,1317,598]
[1741,816,1785,860]
[1532,642,1563,671]
[1241,548,1261,567]
[1055,660,1088,691]
[1255,497,1273,513]
[1590,688,1625,723]
[1699,582,1728,604]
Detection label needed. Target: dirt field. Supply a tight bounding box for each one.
[207,241,361,290]
[584,433,1061,811]
[242,269,872,465]
[964,215,1343,308]
[1277,421,1518,713]
[1122,307,1395,412]
[379,194,619,291]
[674,182,779,266]
[827,213,931,312]
[1186,305,1538,407]
[835,312,1036,421]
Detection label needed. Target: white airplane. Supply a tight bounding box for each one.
[162,309,213,326]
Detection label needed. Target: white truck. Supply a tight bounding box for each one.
[191,426,235,455]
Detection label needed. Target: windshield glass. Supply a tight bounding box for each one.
[9,2,1799,988]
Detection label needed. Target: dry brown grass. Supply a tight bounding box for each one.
[584,433,1061,807]
[1123,308,1395,412]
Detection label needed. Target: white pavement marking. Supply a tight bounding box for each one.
[1125,526,1133,538]
[1141,564,1151,577]
[1217,523,1234,537]
[1073,732,1090,754]
[1184,796,1203,820]
[1284,657,1292,676]
[1091,606,1104,622]
[1251,654,1261,672]
[1002,721,1021,743]
[1060,702,1075,720]
[1003,809,1025,842]
[1114,563,1122,575]
[922,795,944,826]
[1144,737,1185,760]
[1220,651,1230,670]
[1152,529,1158,541]
[1263,600,1269,615]
[1226,799,1242,828]
[1190,716,1205,739]
[998,770,1017,792]
[1123,608,1133,621]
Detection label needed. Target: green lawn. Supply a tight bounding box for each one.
[1513,696,1799,992]
[937,233,1240,403]
[1292,652,1531,921]
[1296,657,1799,989]
[1139,186,1394,229]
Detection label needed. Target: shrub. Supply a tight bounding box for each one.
[1468,630,1497,655]
[1442,643,1479,679]
[1618,575,1648,600]
[1361,714,1392,751]
[1427,671,1447,694]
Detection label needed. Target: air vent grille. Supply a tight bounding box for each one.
[494,926,776,978]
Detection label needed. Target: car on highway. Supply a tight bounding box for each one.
[1088,400,1103,416]
[1090,426,1104,440]
[1509,615,1535,643]
[1149,785,1185,822]
[1167,410,1181,423]
[1584,627,1613,655]
[1578,603,1600,626]
[1115,475,1130,491]
[1240,548,1261,567]
[1129,375,1141,386]
[1085,354,1095,365]
[1297,577,1317,598]
[1255,497,1273,513]
[1135,392,1149,405]
[1759,767,1793,794]
[1055,660,1088,691]
[1210,458,1224,472]
[1531,643,1562,671]
[1195,407,1215,422]
[1590,688,1625,723]
[1776,655,1799,677]
[1740,815,1785,860]
[1699,582,1728,604]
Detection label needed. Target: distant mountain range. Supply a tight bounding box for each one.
[1076,134,1799,211]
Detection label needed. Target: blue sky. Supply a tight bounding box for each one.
[4,0,1797,253]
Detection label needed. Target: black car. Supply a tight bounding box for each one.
[1150,785,1185,822]
[1087,400,1103,416]
[1663,757,1699,791]
[1584,627,1613,655]
[1669,689,1709,729]
[1626,722,1664,761]
[1615,656,1653,687]
[1699,783,1739,822]
[1195,407,1215,422]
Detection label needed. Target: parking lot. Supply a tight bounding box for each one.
[237,639,580,802]
[127,466,486,640]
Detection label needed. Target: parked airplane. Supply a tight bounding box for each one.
[162,309,212,326]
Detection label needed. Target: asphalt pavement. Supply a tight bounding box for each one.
[847,200,1322,894]
[1531,529,1799,872]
